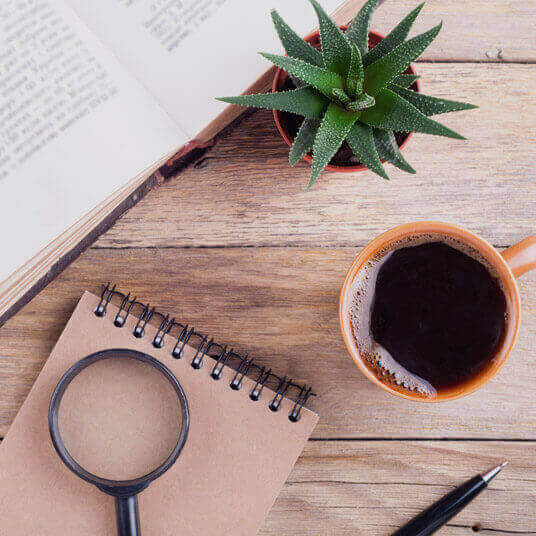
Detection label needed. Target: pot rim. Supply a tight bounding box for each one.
[338,221,522,403]
[272,28,419,172]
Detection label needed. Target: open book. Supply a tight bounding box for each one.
[0,0,357,325]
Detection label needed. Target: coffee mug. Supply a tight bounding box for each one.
[339,221,536,402]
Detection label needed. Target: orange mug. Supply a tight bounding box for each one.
[339,222,536,402]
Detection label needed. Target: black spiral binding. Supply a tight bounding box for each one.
[95,283,316,422]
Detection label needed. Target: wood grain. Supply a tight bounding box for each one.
[339,0,536,62]
[96,64,536,249]
[1,247,534,439]
[260,441,536,535]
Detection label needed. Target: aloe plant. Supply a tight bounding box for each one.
[218,0,476,188]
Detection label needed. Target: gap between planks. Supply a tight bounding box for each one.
[415,60,536,64]
[90,243,520,250]
[309,438,536,443]
[2,437,536,443]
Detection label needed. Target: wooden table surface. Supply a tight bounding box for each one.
[1,1,535,534]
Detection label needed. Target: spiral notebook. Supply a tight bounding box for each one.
[0,285,319,535]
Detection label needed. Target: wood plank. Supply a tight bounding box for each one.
[342,0,536,62]
[96,64,536,249]
[260,441,536,535]
[1,247,534,439]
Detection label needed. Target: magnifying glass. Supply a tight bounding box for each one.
[49,349,189,536]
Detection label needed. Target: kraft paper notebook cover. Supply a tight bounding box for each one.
[0,286,319,535]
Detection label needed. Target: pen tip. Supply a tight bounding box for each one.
[482,461,508,483]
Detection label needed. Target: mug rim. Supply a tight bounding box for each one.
[339,221,521,402]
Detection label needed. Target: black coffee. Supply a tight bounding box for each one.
[350,239,507,397]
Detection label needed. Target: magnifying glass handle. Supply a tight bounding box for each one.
[115,495,141,536]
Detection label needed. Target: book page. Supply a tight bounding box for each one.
[0,0,184,281]
[67,0,343,138]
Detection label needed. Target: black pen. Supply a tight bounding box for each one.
[392,461,508,536]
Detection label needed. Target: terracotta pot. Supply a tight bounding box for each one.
[272,28,419,173]
[339,221,536,402]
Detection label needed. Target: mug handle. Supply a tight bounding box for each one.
[501,236,536,278]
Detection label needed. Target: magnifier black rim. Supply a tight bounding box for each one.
[48,348,189,492]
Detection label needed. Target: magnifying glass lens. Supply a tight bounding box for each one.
[57,357,184,481]
[50,350,189,536]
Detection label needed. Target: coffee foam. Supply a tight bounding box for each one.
[348,233,507,399]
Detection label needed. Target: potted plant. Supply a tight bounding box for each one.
[218,0,476,188]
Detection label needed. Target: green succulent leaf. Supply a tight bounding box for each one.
[364,23,442,96]
[260,52,345,99]
[270,9,323,67]
[346,0,379,56]
[289,118,321,166]
[346,122,389,180]
[309,103,360,188]
[373,128,416,174]
[363,3,424,67]
[347,93,375,112]
[332,88,351,106]
[217,87,327,119]
[218,1,478,187]
[309,0,352,77]
[360,88,466,139]
[391,74,420,89]
[347,43,364,99]
[391,85,478,116]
